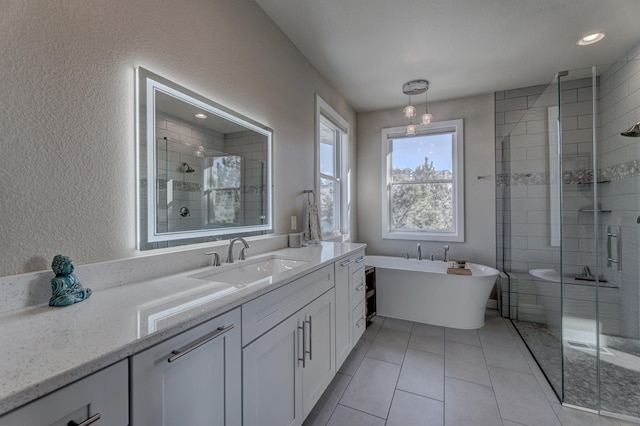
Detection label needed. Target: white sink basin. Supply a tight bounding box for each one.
[189,255,310,285]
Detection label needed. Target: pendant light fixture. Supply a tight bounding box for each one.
[402,79,432,135]
[421,85,433,125]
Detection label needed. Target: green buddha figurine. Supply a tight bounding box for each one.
[49,255,92,307]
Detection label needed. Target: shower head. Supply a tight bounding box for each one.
[182,162,195,173]
[621,122,640,137]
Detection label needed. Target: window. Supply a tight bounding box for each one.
[316,95,349,237]
[381,119,464,242]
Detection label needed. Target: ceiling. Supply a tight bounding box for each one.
[254,0,640,112]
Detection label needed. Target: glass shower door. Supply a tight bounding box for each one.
[501,75,564,400]
[557,67,599,410]
[502,57,640,420]
[560,61,640,419]
[594,54,640,419]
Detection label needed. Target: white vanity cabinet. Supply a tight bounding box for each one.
[334,249,366,368]
[242,265,335,426]
[130,307,241,426]
[0,360,128,426]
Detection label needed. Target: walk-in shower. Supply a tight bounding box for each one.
[497,47,640,420]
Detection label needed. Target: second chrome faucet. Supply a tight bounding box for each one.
[227,237,250,263]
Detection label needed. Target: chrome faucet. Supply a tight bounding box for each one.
[443,245,450,262]
[205,251,221,267]
[583,266,593,278]
[227,237,250,263]
[417,243,422,260]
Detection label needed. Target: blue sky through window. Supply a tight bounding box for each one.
[392,133,452,172]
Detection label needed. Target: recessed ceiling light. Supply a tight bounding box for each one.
[577,32,605,46]
[195,113,207,119]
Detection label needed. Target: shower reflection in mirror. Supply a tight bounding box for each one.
[136,67,273,250]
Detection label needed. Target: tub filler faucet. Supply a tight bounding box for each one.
[443,245,450,262]
[417,243,422,260]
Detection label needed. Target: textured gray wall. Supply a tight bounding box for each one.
[0,0,357,276]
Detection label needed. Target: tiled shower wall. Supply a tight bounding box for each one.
[155,113,267,232]
[598,44,640,339]
[497,41,640,340]
[495,77,622,334]
[224,131,268,226]
[139,112,268,250]
[155,110,225,233]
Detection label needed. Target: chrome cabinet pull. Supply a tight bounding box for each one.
[68,413,101,426]
[356,316,365,328]
[355,256,364,263]
[339,259,354,267]
[355,282,365,292]
[298,321,306,368]
[168,324,234,363]
[306,316,313,361]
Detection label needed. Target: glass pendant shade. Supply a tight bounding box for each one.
[406,124,416,136]
[421,113,433,125]
[403,105,416,120]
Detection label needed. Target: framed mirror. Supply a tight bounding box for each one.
[136,67,273,250]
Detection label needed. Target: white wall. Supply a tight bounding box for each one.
[356,94,496,267]
[0,0,357,277]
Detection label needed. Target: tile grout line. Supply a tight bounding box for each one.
[476,327,507,425]
[320,374,352,426]
[386,323,419,425]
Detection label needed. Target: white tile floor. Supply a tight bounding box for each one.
[303,311,638,426]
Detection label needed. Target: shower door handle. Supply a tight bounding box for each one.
[607,225,621,271]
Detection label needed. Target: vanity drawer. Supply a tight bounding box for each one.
[0,360,128,425]
[242,264,334,346]
[351,299,366,343]
[350,261,366,306]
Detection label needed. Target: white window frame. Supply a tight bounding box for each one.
[381,119,464,242]
[316,95,349,239]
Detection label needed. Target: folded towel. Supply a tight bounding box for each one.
[303,191,322,242]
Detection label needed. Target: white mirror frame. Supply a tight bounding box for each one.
[135,67,273,247]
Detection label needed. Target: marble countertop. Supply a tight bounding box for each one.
[0,242,365,414]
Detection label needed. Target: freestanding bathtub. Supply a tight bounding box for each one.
[365,255,499,329]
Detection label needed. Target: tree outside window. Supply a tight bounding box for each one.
[382,119,464,242]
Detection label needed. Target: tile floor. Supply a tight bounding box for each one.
[303,311,639,426]
[513,319,640,417]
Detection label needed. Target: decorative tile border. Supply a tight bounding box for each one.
[140,179,265,194]
[497,159,640,186]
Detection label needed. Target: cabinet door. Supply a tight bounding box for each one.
[301,289,336,419]
[0,360,128,426]
[334,257,352,368]
[243,313,303,426]
[131,308,241,426]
